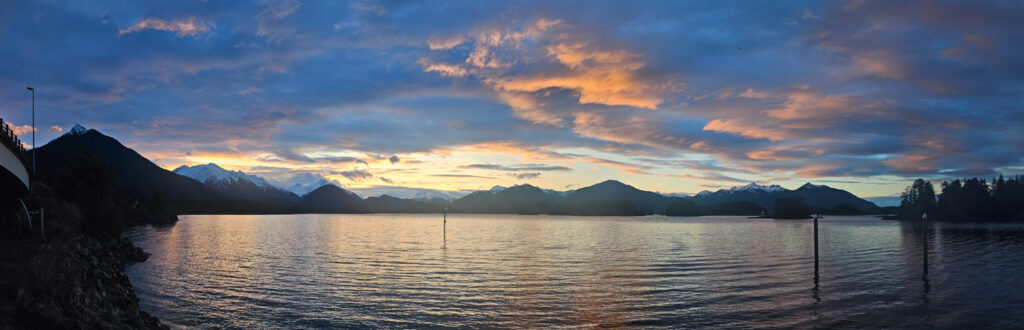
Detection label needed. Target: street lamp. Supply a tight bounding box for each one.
[26,86,34,196]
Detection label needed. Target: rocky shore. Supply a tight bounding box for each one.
[0,236,166,329]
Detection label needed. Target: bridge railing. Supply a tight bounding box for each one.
[0,118,29,166]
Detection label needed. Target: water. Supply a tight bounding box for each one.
[125,214,1024,329]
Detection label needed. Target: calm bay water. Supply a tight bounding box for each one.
[126,214,1024,329]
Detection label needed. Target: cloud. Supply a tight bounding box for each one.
[11,125,34,136]
[4,1,1024,199]
[119,17,213,37]
[423,17,672,125]
[431,174,494,179]
[851,52,906,80]
[313,156,362,163]
[389,155,400,164]
[417,58,468,77]
[49,125,63,134]
[703,119,787,142]
[515,172,541,179]
[458,163,571,171]
[335,168,373,181]
[427,35,465,50]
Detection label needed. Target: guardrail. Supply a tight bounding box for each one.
[0,118,29,166]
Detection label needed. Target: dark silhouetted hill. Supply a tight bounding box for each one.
[691,182,877,213]
[300,185,365,213]
[34,128,229,214]
[566,180,671,214]
[364,195,442,213]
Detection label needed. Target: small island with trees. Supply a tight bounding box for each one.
[894,176,1024,221]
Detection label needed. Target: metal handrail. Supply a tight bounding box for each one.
[0,118,30,166]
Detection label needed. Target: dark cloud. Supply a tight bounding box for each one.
[312,156,362,163]
[431,174,494,179]
[515,172,541,180]
[459,163,571,172]
[334,169,373,181]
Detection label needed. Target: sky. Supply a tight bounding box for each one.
[1,0,1022,198]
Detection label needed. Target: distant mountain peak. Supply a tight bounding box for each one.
[68,124,88,135]
[306,184,361,198]
[799,182,828,189]
[173,163,275,189]
[488,185,507,194]
[726,182,785,193]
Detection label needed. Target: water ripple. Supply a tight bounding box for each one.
[125,214,1024,329]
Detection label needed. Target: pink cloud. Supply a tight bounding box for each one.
[119,16,213,38]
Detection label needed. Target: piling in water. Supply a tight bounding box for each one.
[813,213,819,278]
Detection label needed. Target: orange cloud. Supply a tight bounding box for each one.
[497,92,563,126]
[746,150,795,161]
[882,154,939,173]
[572,112,686,149]
[703,119,787,141]
[794,163,842,177]
[424,17,668,124]
[763,89,854,120]
[10,124,34,136]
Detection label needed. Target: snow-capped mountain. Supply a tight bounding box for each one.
[173,163,274,189]
[173,163,301,203]
[273,173,349,197]
[287,179,337,197]
[542,188,573,196]
[689,182,878,211]
[488,184,572,196]
[347,186,468,202]
[728,182,786,193]
[68,124,88,136]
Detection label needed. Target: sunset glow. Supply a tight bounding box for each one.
[2,1,1022,198]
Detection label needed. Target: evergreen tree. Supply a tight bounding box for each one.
[898,179,936,220]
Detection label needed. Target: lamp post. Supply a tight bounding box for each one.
[26,86,34,196]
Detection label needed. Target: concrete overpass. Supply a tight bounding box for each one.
[0,118,29,199]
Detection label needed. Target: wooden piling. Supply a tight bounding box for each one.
[813,213,819,277]
[922,213,928,280]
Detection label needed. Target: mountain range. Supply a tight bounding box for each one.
[34,125,881,216]
[173,163,300,205]
[690,182,878,211]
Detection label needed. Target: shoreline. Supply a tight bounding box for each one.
[0,234,166,329]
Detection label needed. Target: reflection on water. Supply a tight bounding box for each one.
[126,214,1024,328]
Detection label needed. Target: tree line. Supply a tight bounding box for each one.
[897,175,1024,221]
